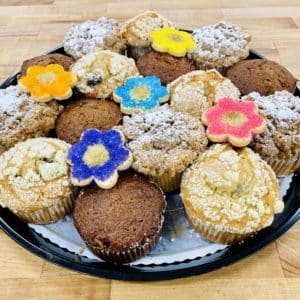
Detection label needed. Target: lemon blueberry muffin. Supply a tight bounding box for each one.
[63,17,126,60]
[243,91,300,175]
[71,50,139,99]
[0,86,63,154]
[181,144,284,244]
[168,70,240,119]
[0,138,74,224]
[118,104,208,192]
[191,21,251,73]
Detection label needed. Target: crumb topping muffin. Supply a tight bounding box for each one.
[168,70,240,119]
[0,86,63,154]
[55,98,122,144]
[136,51,195,85]
[73,171,166,263]
[64,17,126,59]
[192,21,251,71]
[71,50,139,98]
[20,53,74,78]
[0,138,74,223]
[226,59,297,96]
[181,144,283,244]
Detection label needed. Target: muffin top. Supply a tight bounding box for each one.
[20,53,74,78]
[243,91,300,160]
[73,172,166,252]
[121,11,174,48]
[192,21,251,68]
[119,105,208,177]
[136,50,195,85]
[226,59,297,96]
[181,144,283,235]
[0,86,63,154]
[0,138,72,212]
[168,70,240,119]
[55,98,122,144]
[63,17,125,59]
[71,50,139,98]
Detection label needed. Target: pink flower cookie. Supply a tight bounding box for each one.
[202,97,265,147]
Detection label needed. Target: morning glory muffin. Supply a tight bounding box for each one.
[118,104,208,192]
[0,138,74,224]
[73,171,166,264]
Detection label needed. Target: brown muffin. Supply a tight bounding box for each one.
[73,172,166,264]
[20,53,74,77]
[136,50,195,85]
[225,59,297,96]
[55,98,122,144]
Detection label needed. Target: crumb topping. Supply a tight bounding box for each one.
[192,21,251,67]
[243,91,300,159]
[118,105,208,177]
[0,138,73,212]
[181,144,283,234]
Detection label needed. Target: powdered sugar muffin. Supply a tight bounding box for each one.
[63,17,126,60]
[118,105,208,192]
[0,138,75,224]
[121,11,175,59]
[0,86,63,154]
[71,50,139,98]
[168,70,240,119]
[244,91,300,175]
[191,21,251,73]
[181,144,284,244]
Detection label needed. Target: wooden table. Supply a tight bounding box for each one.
[0,1,299,299]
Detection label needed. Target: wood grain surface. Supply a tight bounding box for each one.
[0,1,299,299]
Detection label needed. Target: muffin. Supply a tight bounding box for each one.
[71,50,139,98]
[0,138,74,224]
[119,104,208,192]
[168,70,240,119]
[226,59,297,96]
[0,86,63,154]
[191,21,251,73]
[73,171,166,264]
[243,91,300,176]
[121,11,175,59]
[136,50,195,85]
[55,98,122,144]
[181,144,284,244]
[63,17,126,60]
[20,53,74,78]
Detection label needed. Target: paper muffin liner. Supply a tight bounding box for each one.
[152,172,182,192]
[263,156,300,177]
[192,61,227,75]
[14,191,76,224]
[126,45,151,60]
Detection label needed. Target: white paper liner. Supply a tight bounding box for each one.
[28,175,293,266]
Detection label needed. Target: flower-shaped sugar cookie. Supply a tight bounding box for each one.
[113,76,169,114]
[18,64,77,102]
[67,129,132,189]
[202,97,265,147]
[150,27,196,57]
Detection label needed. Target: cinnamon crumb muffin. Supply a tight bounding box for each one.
[0,86,63,154]
[191,21,251,73]
[0,138,74,224]
[118,105,208,192]
[181,144,284,244]
[243,91,300,175]
[63,17,126,60]
[168,70,240,119]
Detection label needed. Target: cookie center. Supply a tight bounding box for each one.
[222,111,248,126]
[129,85,150,101]
[83,144,110,167]
[168,33,184,42]
[37,72,57,85]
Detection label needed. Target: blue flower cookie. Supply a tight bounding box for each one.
[113,76,169,114]
[67,128,132,189]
